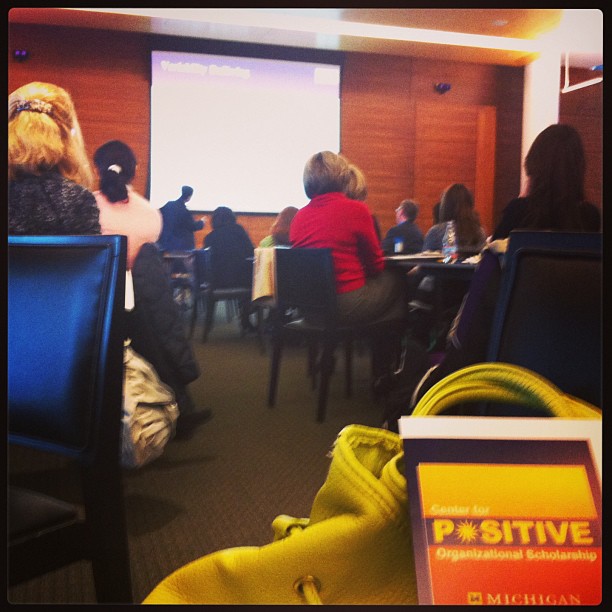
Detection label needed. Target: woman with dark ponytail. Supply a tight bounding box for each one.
[93,140,162,269]
[95,139,209,438]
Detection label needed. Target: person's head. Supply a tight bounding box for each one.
[439,183,474,223]
[439,183,482,248]
[303,151,351,199]
[522,123,586,229]
[345,163,368,201]
[396,199,419,224]
[93,140,137,203]
[270,206,299,245]
[211,206,236,229]
[8,81,93,189]
[181,185,194,202]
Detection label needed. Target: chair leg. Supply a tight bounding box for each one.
[255,304,266,354]
[307,339,319,389]
[268,332,283,406]
[188,287,199,338]
[202,295,216,342]
[316,341,335,423]
[84,471,132,603]
[226,299,236,322]
[344,336,353,398]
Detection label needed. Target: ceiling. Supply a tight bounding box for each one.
[9,7,603,69]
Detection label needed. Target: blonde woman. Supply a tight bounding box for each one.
[8,81,100,235]
[290,151,408,385]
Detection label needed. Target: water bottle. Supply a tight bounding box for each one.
[442,220,458,263]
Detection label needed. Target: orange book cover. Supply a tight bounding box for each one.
[400,417,602,606]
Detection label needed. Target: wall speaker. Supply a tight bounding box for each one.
[434,82,451,94]
[13,49,29,62]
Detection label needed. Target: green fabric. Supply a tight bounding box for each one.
[258,235,275,248]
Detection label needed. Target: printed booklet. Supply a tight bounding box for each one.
[399,417,602,606]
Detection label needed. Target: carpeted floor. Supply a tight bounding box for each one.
[8,304,386,604]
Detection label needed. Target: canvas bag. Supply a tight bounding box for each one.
[143,363,600,604]
[121,341,179,469]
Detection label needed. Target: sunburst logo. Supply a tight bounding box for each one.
[455,520,480,543]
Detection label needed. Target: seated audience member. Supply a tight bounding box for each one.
[93,141,209,439]
[381,199,424,254]
[416,184,486,325]
[384,123,602,429]
[93,140,162,269]
[204,206,255,332]
[8,81,100,235]
[423,183,486,253]
[129,243,210,439]
[259,206,299,247]
[158,185,205,251]
[290,151,408,384]
[491,123,601,239]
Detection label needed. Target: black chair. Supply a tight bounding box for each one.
[486,230,602,413]
[161,249,199,337]
[268,247,406,422]
[8,235,132,603]
[194,246,252,342]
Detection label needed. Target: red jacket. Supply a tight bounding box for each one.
[290,192,384,294]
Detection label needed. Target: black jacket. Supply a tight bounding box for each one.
[128,243,200,392]
[158,199,204,251]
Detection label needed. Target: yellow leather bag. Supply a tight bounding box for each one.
[143,363,600,605]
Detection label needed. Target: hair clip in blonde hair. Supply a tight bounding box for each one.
[108,164,122,174]
[15,99,53,116]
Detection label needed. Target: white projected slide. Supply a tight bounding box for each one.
[150,50,341,213]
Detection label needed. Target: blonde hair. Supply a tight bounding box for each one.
[345,164,368,201]
[8,81,93,189]
[303,151,351,199]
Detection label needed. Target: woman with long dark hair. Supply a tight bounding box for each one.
[492,123,600,239]
[423,183,486,253]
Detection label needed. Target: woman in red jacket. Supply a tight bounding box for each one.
[290,151,408,384]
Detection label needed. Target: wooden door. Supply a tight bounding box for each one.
[413,101,496,236]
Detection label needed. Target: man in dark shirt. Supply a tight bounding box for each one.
[158,185,204,251]
[381,199,424,254]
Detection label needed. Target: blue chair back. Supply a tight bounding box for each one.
[8,234,131,602]
[487,230,602,409]
[9,235,126,458]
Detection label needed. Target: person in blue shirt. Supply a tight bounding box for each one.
[381,199,424,254]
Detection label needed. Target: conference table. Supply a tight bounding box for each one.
[385,251,480,343]
[384,251,479,278]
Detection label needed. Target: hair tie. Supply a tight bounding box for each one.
[15,99,53,116]
[108,164,122,174]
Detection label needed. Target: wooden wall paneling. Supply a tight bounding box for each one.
[559,68,602,211]
[413,101,496,236]
[12,22,600,245]
[410,57,498,107]
[8,24,151,197]
[474,105,497,236]
[341,53,416,236]
[492,66,524,229]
